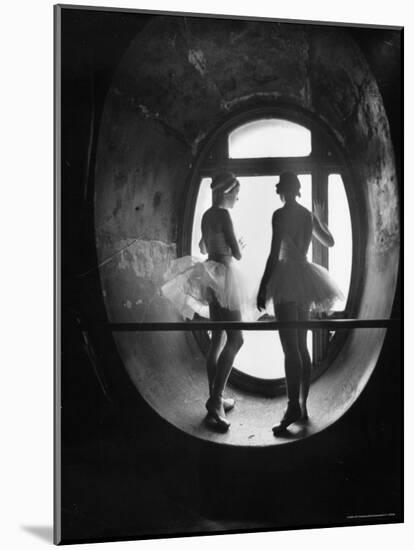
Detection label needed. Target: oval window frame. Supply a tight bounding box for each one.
[179,103,366,396]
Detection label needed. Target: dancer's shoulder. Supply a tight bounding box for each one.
[298,202,312,217]
[272,208,283,223]
[292,203,312,224]
[202,206,232,229]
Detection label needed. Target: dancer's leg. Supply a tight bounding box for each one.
[273,302,302,433]
[276,302,302,406]
[213,331,243,400]
[206,331,224,393]
[298,306,311,419]
[207,298,235,412]
[207,299,225,395]
[208,307,243,424]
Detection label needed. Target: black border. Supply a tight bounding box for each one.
[56,3,403,31]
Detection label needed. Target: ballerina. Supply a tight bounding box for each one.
[257,171,343,436]
[162,172,245,431]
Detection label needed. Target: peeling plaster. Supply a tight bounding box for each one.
[367,173,400,253]
[191,131,208,156]
[117,239,177,284]
[188,48,207,76]
[138,104,153,118]
[94,237,139,272]
[221,91,281,111]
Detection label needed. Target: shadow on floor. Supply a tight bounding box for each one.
[21,525,53,544]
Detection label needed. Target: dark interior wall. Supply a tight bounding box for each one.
[59,8,402,543]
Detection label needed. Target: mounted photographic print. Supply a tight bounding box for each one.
[54,4,403,545]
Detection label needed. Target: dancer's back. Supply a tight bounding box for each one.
[201,206,239,264]
[275,202,313,260]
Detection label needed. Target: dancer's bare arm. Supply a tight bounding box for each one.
[312,201,334,247]
[199,237,207,255]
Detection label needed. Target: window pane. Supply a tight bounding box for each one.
[191,178,212,259]
[229,119,311,158]
[192,175,312,380]
[328,174,352,311]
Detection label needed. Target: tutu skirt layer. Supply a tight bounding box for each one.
[266,259,344,312]
[162,256,247,319]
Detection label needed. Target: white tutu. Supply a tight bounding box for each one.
[162,256,247,319]
[266,237,344,312]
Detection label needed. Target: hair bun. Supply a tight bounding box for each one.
[211,172,237,191]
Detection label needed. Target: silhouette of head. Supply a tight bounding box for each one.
[211,172,240,207]
[276,171,301,199]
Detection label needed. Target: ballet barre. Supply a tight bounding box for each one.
[81,319,400,331]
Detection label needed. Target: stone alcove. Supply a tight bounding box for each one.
[94,17,399,446]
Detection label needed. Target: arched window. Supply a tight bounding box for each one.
[229,119,312,158]
[185,109,354,394]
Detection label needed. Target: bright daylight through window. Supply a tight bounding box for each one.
[191,118,352,380]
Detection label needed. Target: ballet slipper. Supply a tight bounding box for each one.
[205,413,231,433]
[206,396,235,412]
[205,397,230,432]
[223,397,235,412]
[272,402,302,436]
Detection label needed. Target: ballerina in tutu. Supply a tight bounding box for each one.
[162,172,245,431]
[257,171,343,435]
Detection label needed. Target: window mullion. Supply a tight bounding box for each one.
[200,157,318,177]
[312,168,329,268]
[312,167,330,367]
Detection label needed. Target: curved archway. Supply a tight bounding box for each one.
[94,18,399,446]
